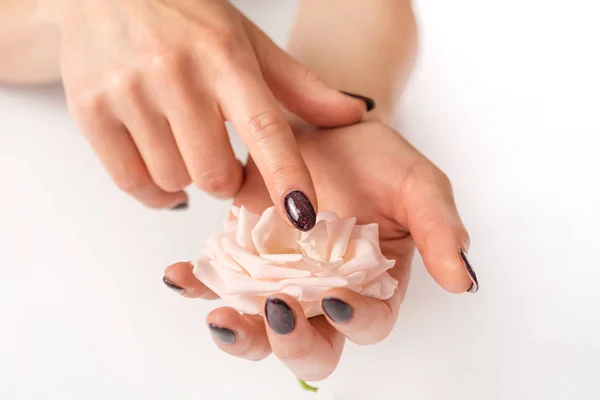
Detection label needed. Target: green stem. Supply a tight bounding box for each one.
[298,379,319,392]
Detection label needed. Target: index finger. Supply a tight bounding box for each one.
[216,67,318,231]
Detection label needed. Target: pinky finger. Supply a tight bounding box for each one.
[206,307,271,361]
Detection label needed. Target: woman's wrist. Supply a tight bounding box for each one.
[286,0,418,124]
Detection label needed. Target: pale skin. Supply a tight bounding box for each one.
[1,0,476,381]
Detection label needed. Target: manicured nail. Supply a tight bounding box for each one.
[265,297,295,335]
[340,91,376,112]
[459,249,479,293]
[170,202,189,211]
[322,297,353,323]
[162,276,184,294]
[208,323,237,345]
[284,191,316,231]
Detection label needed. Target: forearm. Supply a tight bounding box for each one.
[0,0,60,85]
[287,0,418,123]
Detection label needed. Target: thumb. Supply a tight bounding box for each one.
[399,163,478,294]
[244,19,371,127]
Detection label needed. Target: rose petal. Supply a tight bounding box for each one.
[261,254,304,262]
[281,285,330,302]
[298,220,329,261]
[252,207,301,255]
[345,270,367,285]
[279,276,348,287]
[360,280,382,298]
[243,262,311,280]
[223,294,263,315]
[333,255,380,276]
[364,258,396,282]
[192,256,228,298]
[350,223,379,246]
[303,302,323,318]
[235,206,260,253]
[218,267,284,296]
[223,237,284,267]
[344,238,379,262]
[316,211,340,223]
[360,273,398,300]
[327,217,356,261]
[287,256,344,274]
[204,235,246,272]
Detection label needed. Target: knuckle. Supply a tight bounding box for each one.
[154,175,191,193]
[246,110,288,143]
[148,50,184,78]
[106,72,139,98]
[194,167,235,195]
[113,167,150,194]
[405,160,453,197]
[69,90,104,117]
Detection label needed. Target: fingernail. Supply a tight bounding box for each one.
[265,297,295,335]
[162,276,185,294]
[459,249,479,293]
[284,191,316,232]
[340,91,376,112]
[322,297,353,323]
[208,323,237,345]
[170,202,189,211]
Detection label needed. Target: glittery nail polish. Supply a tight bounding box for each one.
[340,91,376,112]
[208,323,237,345]
[284,191,316,231]
[322,297,353,323]
[265,297,295,335]
[459,249,479,293]
[162,276,184,294]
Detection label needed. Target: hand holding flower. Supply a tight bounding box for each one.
[164,121,478,382]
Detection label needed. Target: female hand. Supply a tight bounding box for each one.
[46,0,368,226]
[163,121,478,381]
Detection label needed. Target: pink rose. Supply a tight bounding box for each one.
[193,206,398,318]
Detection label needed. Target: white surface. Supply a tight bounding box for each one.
[1,1,599,399]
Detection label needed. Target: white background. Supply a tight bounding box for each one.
[1,1,599,399]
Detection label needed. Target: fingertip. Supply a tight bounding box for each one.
[429,250,476,294]
[207,307,271,361]
[282,190,317,232]
[163,261,218,299]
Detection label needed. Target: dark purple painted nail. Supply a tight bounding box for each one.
[208,323,237,345]
[265,297,295,335]
[284,191,316,231]
[322,297,353,323]
[340,91,376,112]
[459,249,479,293]
[162,276,184,294]
[170,202,189,211]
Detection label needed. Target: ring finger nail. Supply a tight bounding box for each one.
[322,297,353,323]
[284,191,316,231]
[459,249,479,293]
[208,323,237,345]
[265,297,295,335]
[162,276,184,294]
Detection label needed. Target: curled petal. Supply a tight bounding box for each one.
[243,262,311,280]
[252,207,301,255]
[279,276,348,287]
[235,206,260,253]
[350,223,379,246]
[192,256,228,298]
[327,217,356,261]
[298,221,329,261]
